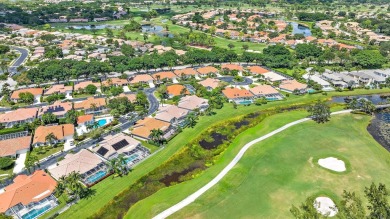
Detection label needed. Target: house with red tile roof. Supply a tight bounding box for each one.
[0,136,31,158]
[129,74,154,86]
[11,88,43,103]
[44,84,72,98]
[33,124,74,146]
[0,170,58,218]
[198,78,222,91]
[279,80,308,93]
[196,66,219,76]
[74,81,101,92]
[247,66,270,75]
[221,64,244,72]
[222,87,254,103]
[102,78,129,87]
[37,101,73,119]
[74,97,107,114]
[174,68,199,79]
[131,117,172,140]
[166,84,189,98]
[152,71,178,83]
[0,108,38,128]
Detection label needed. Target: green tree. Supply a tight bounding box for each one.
[0,157,14,170]
[307,100,331,123]
[352,50,386,69]
[85,84,97,95]
[185,112,198,128]
[18,92,34,104]
[41,112,57,124]
[45,132,57,146]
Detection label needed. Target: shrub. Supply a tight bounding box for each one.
[0,157,14,169]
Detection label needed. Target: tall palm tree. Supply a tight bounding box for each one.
[186,113,197,128]
[150,128,164,145]
[45,133,57,146]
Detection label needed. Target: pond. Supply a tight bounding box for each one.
[331,94,389,105]
[290,22,312,37]
[367,109,390,151]
[142,24,174,38]
[67,24,121,30]
[199,132,228,150]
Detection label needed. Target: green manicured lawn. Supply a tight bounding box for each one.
[140,140,160,154]
[58,88,389,218]
[132,113,390,218]
[30,145,64,161]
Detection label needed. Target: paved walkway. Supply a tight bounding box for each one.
[153,110,352,219]
[13,152,27,174]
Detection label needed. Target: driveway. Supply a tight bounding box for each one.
[13,152,27,174]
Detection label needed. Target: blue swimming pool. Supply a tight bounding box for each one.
[238,100,252,105]
[126,154,139,164]
[266,97,279,101]
[97,119,107,127]
[85,171,107,184]
[21,204,52,219]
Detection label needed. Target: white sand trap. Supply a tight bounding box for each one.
[314,197,338,217]
[318,157,346,172]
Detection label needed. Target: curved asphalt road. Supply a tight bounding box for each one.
[153,110,352,219]
[8,46,29,75]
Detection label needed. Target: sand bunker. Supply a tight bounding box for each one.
[314,197,338,217]
[318,157,346,172]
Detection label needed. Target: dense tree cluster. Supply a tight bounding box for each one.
[296,12,330,21]
[27,59,111,83]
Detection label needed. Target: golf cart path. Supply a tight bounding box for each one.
[153,110,351,219]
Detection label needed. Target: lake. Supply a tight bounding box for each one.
[67,24,121,30]
[290,22,311,37]
[331,94,389,105]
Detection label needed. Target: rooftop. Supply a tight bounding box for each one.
[0,170,57,213]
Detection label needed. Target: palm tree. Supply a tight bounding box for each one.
[45,133,57,146]
[185,113,197,128]
[90,103,98,113]
[150,128,164,145]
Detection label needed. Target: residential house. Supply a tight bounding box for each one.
[249,85,283,100]
[44,84,72,99]
[37,101,73,119]
[33,124,74,146]
[0,108,38,128]
[222,87,254,103]
[303,74,334,91]
[247,66,270,75]
[152,71,178,84]
[92,133,141,160]
[0,170,58,219]
[76,114,94,135]
[221,64,244,73]
[11,88,43,103]
[262,72,287,82]
[174,68,199,79]
[118,93,137,103]
[196,66,219,77]
[279,80,308,93]
[166,84,190,98]
[74,97,107,114]
[48,149,107,184]
[129,74,154,87]
[74,81,101,92]
[131,118,171,140]
[0,136,31,158]
[102,78,129,87]
[177,95,209,112]
[198,78,222,91]
[154,104,189,125]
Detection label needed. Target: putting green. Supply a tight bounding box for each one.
[129,113,390,218]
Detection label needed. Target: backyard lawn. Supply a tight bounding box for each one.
[55,88,389,219]
[131,113,390,218]
[30,144,64,161]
